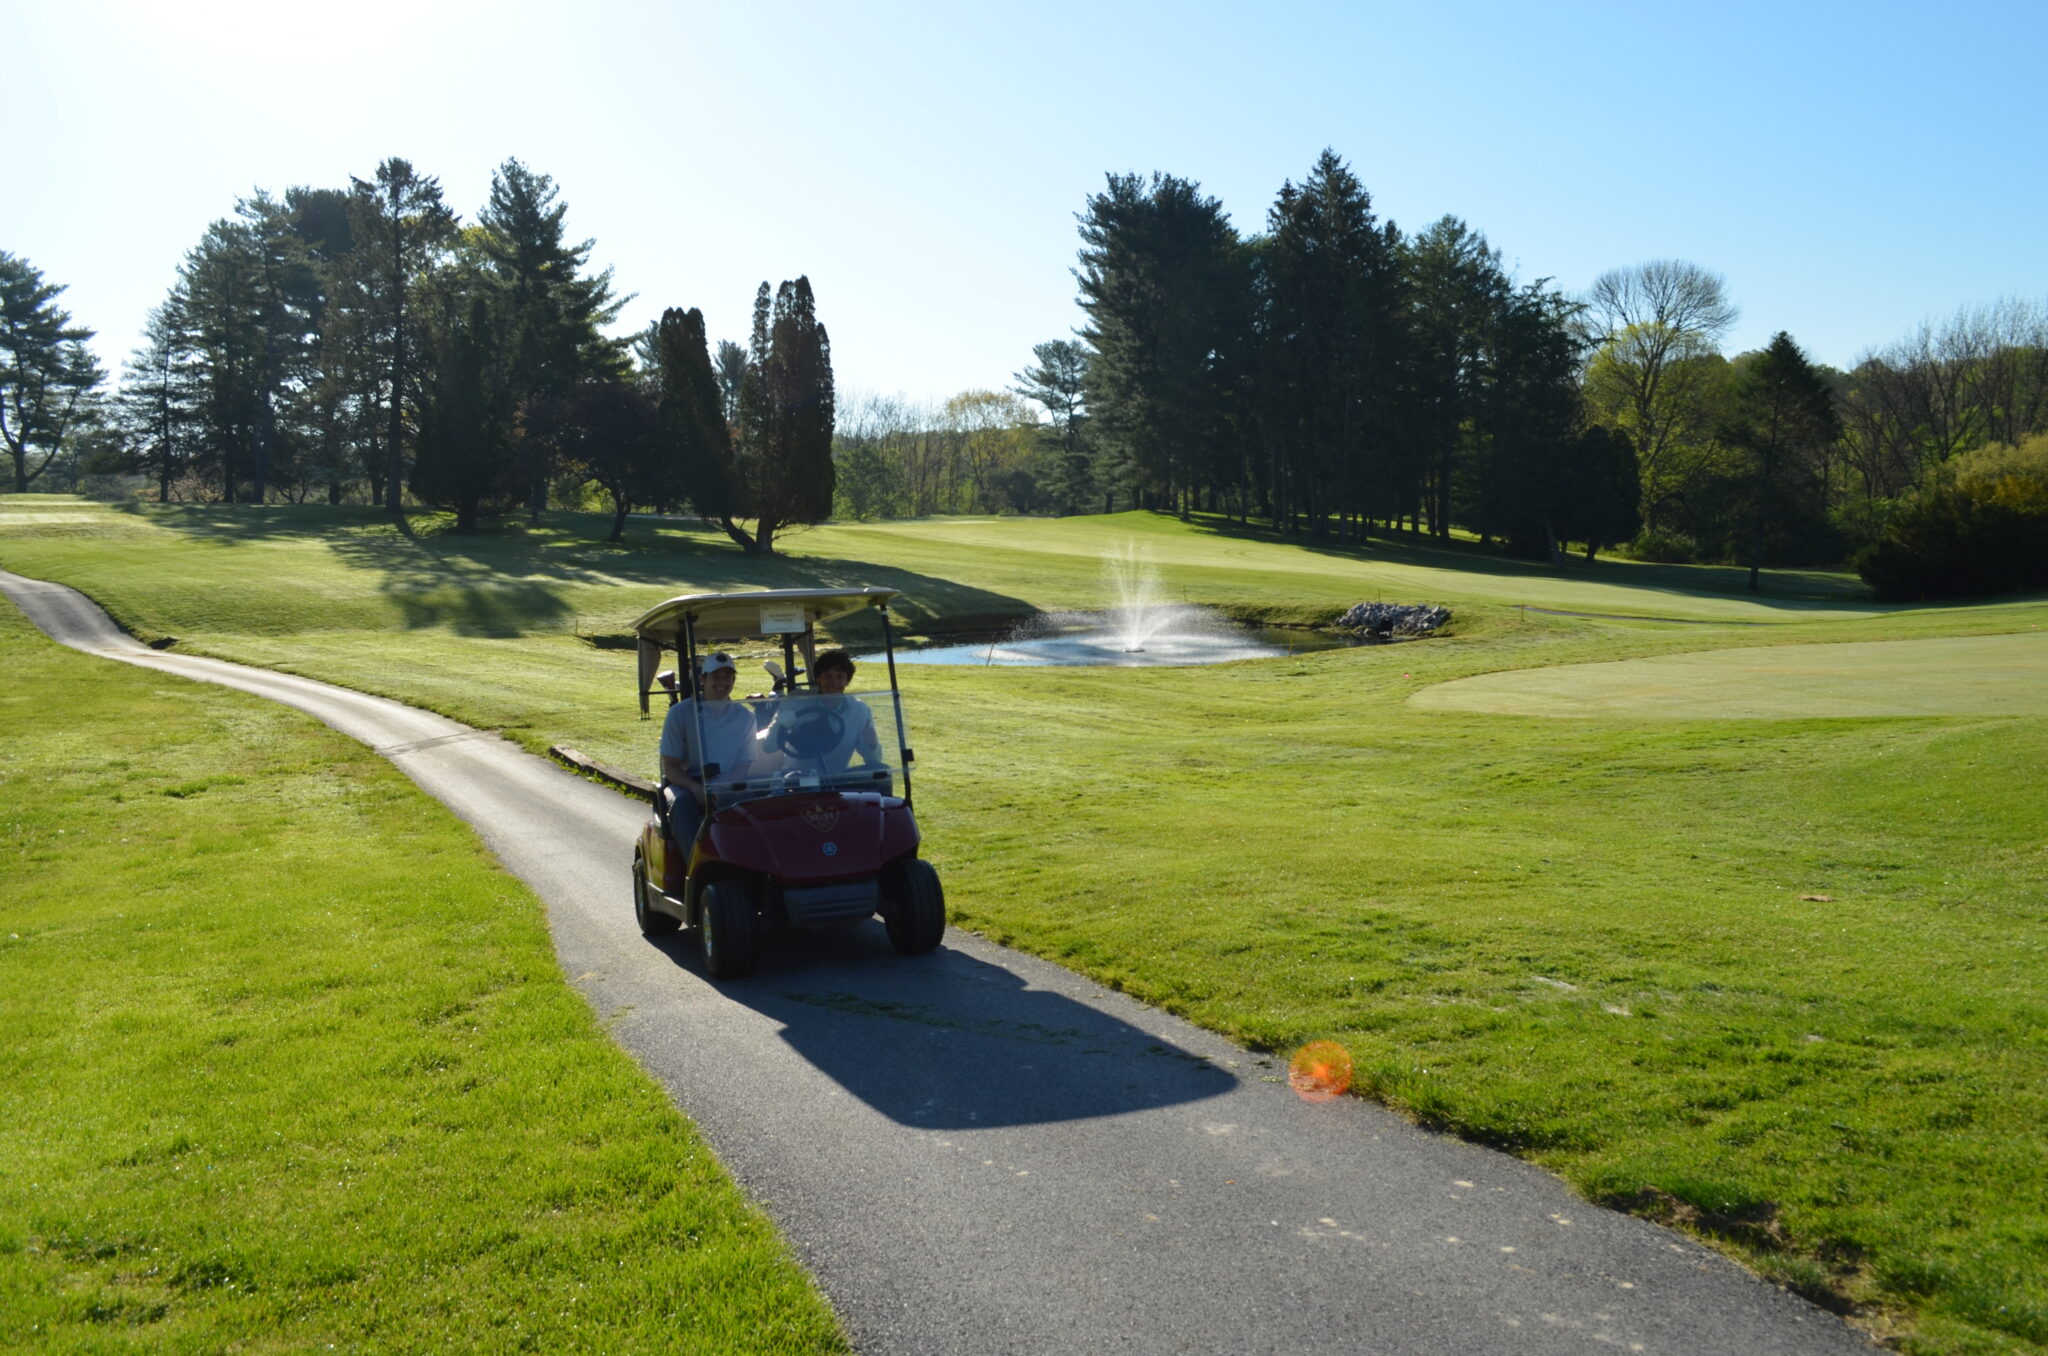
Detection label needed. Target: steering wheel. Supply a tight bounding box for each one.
[780,706,846,760]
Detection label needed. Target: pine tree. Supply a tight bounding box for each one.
[655,305,738,532]
[476,159,628,520]
[113,298,199,501]
[1724,332,1841,589]
[1467,280,1583,557]
[160,193,325,503]
[0,252,106,493]
[1260,149,1402,537]
[1076,172,1250,517]
[1401,217,1508,537]
[175,217,268,500]
[732,277,835,554]
[285,186,370,504]
[342,158,457,513]
[412,291,520,532]
[1011,340,1093,515]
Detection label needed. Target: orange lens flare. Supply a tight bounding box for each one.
[1288,1040,1354,1103]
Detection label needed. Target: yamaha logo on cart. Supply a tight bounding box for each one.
[821,842,838,856]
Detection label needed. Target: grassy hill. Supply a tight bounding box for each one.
[4,495,2045,1356]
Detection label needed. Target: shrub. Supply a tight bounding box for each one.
[1621,527,1699,563]
[1855,436,2048,600]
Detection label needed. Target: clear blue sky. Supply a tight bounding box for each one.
[8,0,2045,409]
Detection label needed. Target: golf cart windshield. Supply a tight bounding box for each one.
[702,690,906,804]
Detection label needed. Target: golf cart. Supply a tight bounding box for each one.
[629,587,945,979]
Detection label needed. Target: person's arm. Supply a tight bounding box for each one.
[659,704,704,805]
[853,702,882,762]
[662,753,702,805]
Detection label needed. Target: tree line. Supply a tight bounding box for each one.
[838,152,1641,560]
[0,158,834,552]
[7,147,2044,592]
[831,150,2048,595]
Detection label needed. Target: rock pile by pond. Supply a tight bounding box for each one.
[1338,602,1451,636]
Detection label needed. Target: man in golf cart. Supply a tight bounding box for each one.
[658,651,758,848]
[762,647,885,779]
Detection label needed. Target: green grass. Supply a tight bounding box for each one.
[0,597,847,1353]
[1413,631,2048,717]
[5,494,2048,1354]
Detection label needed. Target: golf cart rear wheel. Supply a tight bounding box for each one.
[883,859,946,955]
[699,880,759,979]
[634,847,679,935]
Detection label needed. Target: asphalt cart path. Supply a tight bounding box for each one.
[3,568,1879,1356]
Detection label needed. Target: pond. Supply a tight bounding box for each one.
[861,608,1374,667]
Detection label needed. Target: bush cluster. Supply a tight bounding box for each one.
[1622,528,1701,563]
[1856,435,2048,600]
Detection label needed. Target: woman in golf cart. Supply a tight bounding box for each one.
[658,651,758,847]
[763,648,884,780]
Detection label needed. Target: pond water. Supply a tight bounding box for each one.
[862,609,1370,667]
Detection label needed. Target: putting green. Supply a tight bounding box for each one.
[1408,630,2048,718]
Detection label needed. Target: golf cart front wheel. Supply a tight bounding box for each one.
[699,880,760,979]
[634,847,679,936]
[883,859,946,955]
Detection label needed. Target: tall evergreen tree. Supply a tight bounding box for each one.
[164,192,326,503]
[654,305,738,530]
[412,290,520,532]
[238,192,326,500]
[730,277,835,554]
[1468,280,1586,557]
[475,159,628,520]
[174,216,268,500]
[343,158,457,514]
[0,251,105,493]
[1076,172,1250,517]
[113,298,199,501]
[1723,332,1841,589]
[280,186,365,504]
[1401,217,1507,537]
[1011,339,1093,514]
[1259,149,1401,537]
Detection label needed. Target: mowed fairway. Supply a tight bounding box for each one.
[1413,631,2048,718]
[4,495,2047,1355]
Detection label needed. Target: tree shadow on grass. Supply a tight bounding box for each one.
[649,923,1236,1129]
[1173,511,1893,614]
[124,502,1036,638]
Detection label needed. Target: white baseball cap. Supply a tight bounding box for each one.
[701,652,737,675]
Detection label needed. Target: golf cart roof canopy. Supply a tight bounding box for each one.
[631,587,900,648]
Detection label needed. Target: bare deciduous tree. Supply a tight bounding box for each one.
[1580,260,1739,530]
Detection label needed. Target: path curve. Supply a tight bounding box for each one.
[1,568,1878,1356]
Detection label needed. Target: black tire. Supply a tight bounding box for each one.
[698,879,760,979]
[634,847,679,935]
[882,858,946,955]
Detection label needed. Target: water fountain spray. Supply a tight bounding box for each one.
[1106,543,1172,653]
